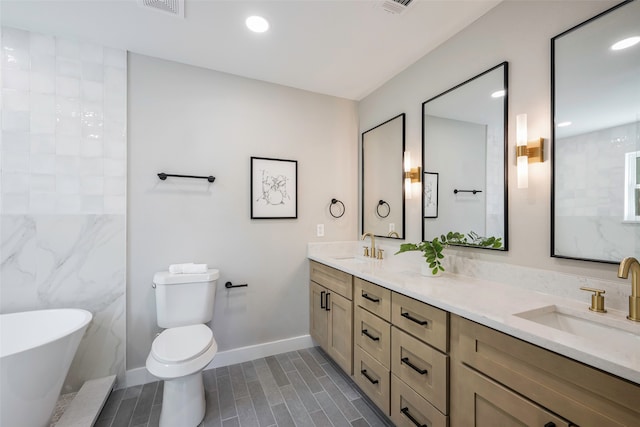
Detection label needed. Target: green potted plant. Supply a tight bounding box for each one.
[395,231,503,276]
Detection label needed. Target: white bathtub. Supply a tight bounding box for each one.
[0,308,92,427]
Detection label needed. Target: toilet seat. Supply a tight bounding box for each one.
[146,324,218,380]
[152,324,212,364]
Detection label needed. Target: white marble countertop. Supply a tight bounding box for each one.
[308,241,640,385]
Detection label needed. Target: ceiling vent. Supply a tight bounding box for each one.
[377,0,414,15]
[138,0,184,18]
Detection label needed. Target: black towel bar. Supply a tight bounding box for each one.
[453,189,482,195]
[158,173,215,183]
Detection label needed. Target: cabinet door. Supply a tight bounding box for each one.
[309,281,328,349]
[327,291,353,374]
[455,364,570,427]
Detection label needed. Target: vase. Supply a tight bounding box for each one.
[421,263,443,277]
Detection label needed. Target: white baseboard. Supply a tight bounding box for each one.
[121,334,313,389]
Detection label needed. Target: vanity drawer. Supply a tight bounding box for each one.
[354,278,391,321]
[392,292,448,352]
[391,326,448,414]
[390,374,447,427]
[452,315,640,426]
[354,346,390,415]
[354,306,391,369]
[309,260,352,300]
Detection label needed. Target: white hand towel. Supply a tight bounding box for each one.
[168,263,208,274]
[169,263,193,274]
[182,263,208,274]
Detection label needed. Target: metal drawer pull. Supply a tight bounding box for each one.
[362,292,380,303]
[362,329,380,341]
[325,292,330,311]
[320,291,326,309]
[401,311,428,326]
[401,357,428,375]
[360,369,379,385]
[400,407,427,427]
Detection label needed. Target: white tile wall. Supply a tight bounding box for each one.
[1,27,127,215]
[1,27,128,391]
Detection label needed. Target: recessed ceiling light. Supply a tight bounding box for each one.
[557,121,572,127]
[246,16,269,33]
[611,36,640,51]
[491,90,506,98]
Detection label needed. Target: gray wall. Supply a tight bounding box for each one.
[127,54,358,370]
[359,0,622,279]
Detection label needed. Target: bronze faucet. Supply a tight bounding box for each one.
[617,257,640,321]
[361,232,376,258]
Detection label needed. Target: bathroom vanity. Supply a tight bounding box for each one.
[308,246,640,426]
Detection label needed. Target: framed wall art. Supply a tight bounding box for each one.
[251,157,298,219]
[424,172,439,218]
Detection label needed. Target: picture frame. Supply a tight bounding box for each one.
[424,172,438,218]
[251,157,298,219]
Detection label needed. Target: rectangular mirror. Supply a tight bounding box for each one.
[422,62,508,250]
[362,113,405,238]
[552,0,640,263]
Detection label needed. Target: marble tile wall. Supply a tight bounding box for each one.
[0,27,126,392]
[555,122,636,218]
[554,121,639,260]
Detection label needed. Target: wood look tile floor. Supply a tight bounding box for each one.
[95,347,393,427]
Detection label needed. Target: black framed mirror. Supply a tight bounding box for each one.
[551,0,640,263]
[422,62,508,250]
[362,113,405,239]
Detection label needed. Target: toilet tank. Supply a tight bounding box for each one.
[153,269,220,328]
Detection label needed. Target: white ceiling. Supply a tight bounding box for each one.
[0,0,502,100]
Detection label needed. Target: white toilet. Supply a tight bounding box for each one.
[146,269,219,427]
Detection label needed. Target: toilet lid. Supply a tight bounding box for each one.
[152,324,213,364]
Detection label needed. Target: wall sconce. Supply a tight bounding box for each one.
[404,151,421,199]
[515,114,544,189]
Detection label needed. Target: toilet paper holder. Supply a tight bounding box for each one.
[225,281,248,289]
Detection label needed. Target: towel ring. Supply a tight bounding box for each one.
[329,198,345,218]
[376,200,390,218]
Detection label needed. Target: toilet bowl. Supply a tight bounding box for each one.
[146,324,218,427]
[145,268,219,427]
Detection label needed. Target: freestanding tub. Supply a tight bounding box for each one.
[0,308,92,427]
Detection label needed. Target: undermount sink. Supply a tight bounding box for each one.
[514,305,640,347]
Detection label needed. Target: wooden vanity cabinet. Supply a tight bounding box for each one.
[309,261,353,374]
[450,314,640,427]
[310,260,640,427]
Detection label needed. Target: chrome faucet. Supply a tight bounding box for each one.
[617,257,640,322]
[361,232,376,258]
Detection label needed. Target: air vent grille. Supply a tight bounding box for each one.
[139,0,184,17]
[378,0,414,15]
